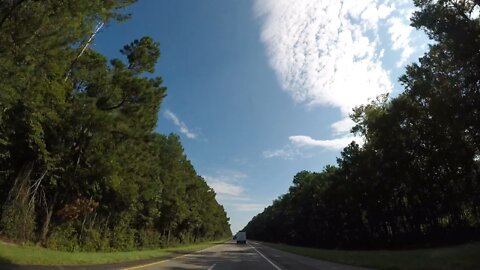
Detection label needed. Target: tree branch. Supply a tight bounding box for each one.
[98,96,127,111]
[64,22,104,82]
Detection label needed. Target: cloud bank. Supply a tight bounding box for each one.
[255,0,397,114]
[256,0,423,155]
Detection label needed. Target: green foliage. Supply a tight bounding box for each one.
[0,0,230,251]
[265,242,480,270]
[110,213,137,251]
[80,228,111,252]
[0,241,220,266]
[137,229,163,249]
[47,223,80,252]
[0,201,36,242]
[121,37,161,74]
[245,0,480,248]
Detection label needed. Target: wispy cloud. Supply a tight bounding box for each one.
[264,135,362,160]
[234,203,266,212]
[203,170,268,234]
[216,195,252,202]
[263,146,303,160]
[289,135,360,150]
[208,181,243,197]
[204,171,267,210]
[387,15,415,67]
[203,170,247,198]
[164,109,197,139]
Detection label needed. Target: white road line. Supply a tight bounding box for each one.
[248,243,282,270]
[207,263,216,270]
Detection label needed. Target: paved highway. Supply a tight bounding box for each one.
[124,241,371,270]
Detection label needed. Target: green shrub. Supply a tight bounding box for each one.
[110,214,136,251]
[46,223,79,252]
[0,201,36,243]
[80,228,111,251]
[137,228,162,249]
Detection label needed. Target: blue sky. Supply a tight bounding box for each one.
[94,0,428,234]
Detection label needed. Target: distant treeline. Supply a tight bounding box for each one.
[0,1,230,251]
[244,0,480,249]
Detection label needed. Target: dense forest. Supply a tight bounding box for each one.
[0,0,230,251]
[244,0,480,249]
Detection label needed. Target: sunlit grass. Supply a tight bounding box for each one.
[0,241,223,265]
[265,242,480,270]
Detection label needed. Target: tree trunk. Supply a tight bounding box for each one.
[12,161,34,203]
[167,229,171,246]
[40,191,58,243]
[2,161,34,211]
[0,161,35,242]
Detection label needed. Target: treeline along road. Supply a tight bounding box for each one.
[0,0,230,251]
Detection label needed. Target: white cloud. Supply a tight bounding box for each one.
[234,203,266,212]
[203,170,267,233]
[289,135,362,151]
[331,117,356,135]
[203,170,247,198]
[387,15,415,67]
[216,195,252,202]
[263,135,361,160]
[263,146,302,160]
[254,0,395,115]
[164,109,197,139]
[255,0,424,158]
[208,181,243,197]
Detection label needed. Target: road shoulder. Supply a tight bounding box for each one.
[0,243,221,270]
[249,241,372,270]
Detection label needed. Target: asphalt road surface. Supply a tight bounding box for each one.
[124,241,371,270]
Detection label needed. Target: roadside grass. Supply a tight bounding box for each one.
[264,241,480,270]
[0,240,225,266]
